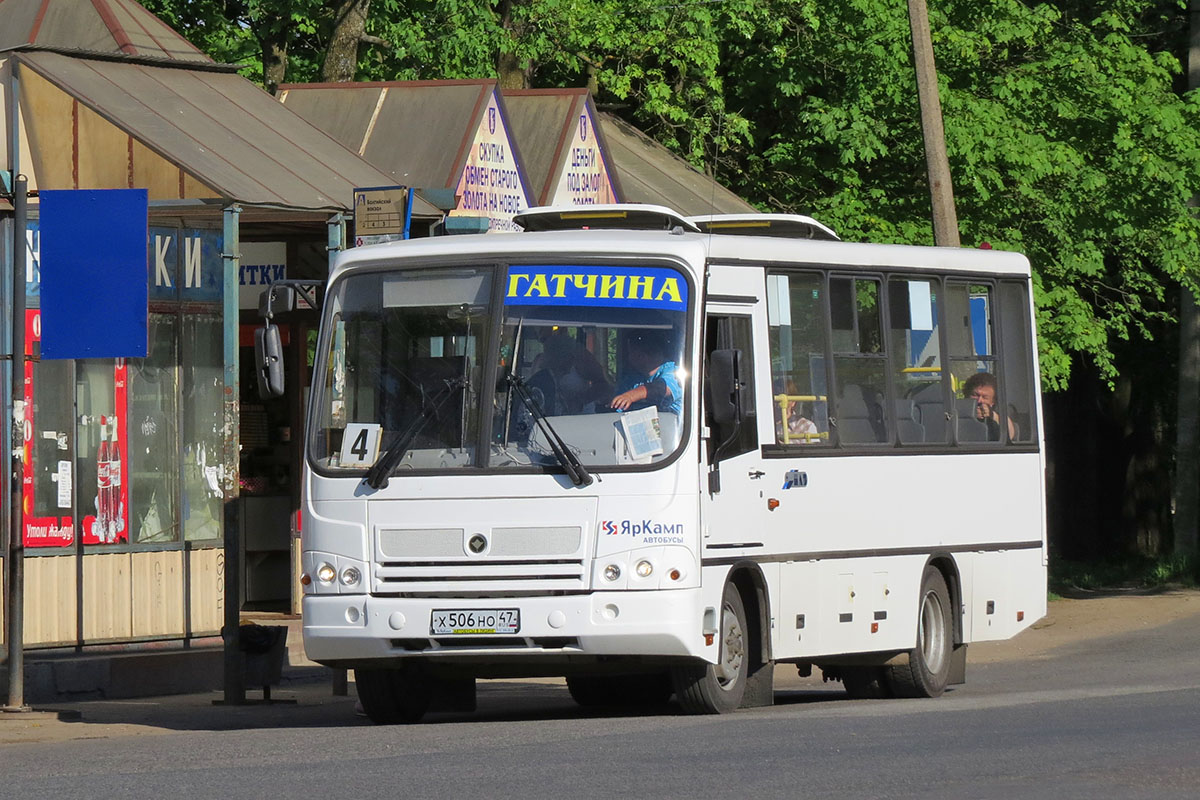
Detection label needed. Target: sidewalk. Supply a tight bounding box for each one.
[0,612,330,707]
[3,589,1198,744]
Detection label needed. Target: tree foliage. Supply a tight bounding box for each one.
[142,0,1200,391]
[719,0,1200,390]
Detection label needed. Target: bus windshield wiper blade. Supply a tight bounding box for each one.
[507,373,593,487]
[364,376,468,490]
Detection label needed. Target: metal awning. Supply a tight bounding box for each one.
[13,50,442,218]
[0,0,213,64]
[278,80,500,191]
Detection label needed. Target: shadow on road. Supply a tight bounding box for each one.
[21,678,861,740]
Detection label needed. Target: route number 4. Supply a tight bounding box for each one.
[339,423,382,466]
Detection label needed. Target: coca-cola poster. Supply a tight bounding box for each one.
[20,308,131,548]
[21,309,74,548]
[82,360,130,545]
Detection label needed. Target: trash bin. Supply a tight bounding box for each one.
[239,623,288,699]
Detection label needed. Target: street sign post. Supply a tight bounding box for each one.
[352,186,411,247]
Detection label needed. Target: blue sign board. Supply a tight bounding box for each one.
[504,265,687,311]
[40,189,149,359]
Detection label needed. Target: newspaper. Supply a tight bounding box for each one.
[617,406,664,463]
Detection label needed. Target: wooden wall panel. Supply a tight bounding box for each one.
[82,552,133,641]
[131,550,186,638]
[181,171,217,200]
[131,138,184,200]
[20,68,76,189]
[76,102,131,189]
[189,547,223,636]
[24,556,79,646]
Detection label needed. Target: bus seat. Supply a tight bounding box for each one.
[909,383,947,443]
[954,397,992,442]
[836,384,886,444]
[894,398,925,444]
[1007,404,1025,441]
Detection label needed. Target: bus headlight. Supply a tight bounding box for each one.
[635,560,654,578]
[316,563,337,584]
[603,564,621,581]
[339,566,362,586]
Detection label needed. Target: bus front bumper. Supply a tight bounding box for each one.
[302,589,711,665]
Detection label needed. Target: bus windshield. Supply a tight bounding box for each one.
[310,263,690,475]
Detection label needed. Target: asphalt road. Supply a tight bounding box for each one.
[3,602,1198,799]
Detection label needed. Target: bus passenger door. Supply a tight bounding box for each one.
[702,310,771,553]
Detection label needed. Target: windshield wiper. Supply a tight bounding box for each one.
[507,373,593,487]
[364,376,469,490]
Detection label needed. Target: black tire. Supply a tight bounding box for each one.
[672,583,749,714]
[355,666,431,724]
[566,672,673,709]
[841,666,892,699]
[886,566,953,698]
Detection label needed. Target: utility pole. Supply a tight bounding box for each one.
[907,0,960,248]
[5,174,28,712]
[1173,0,1200,559]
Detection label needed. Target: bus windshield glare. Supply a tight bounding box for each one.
[310,263,690,474]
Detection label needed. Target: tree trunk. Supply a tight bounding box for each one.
[323,0,372,83]
[496,0,531,89]
[262,39,287,95]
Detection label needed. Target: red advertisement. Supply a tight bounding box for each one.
[82,359,129,545]
[21,309,130,547]
[21,309,74,548]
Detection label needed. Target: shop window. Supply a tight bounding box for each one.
[24,309,76,548]
[183,314,224,541]
[76,359,130,544]
[128,314,180,542]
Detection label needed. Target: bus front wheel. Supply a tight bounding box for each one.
[672,583,749,714]
[886,566,953,698]
[355,665,431,724]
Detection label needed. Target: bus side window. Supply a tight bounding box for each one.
[704,314,757,460]
[946,282,1009,444]
[830,276,890,445]
[888,277,946,444]
[766,272,830,445]
[999,281,1037,443]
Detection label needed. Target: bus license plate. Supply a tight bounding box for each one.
[430,608,520,635]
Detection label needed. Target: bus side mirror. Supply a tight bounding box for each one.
[254,324,286,399]
[259,284,296,318]
[708,348,745,427]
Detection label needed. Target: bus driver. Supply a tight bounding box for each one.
[609,332,683,415]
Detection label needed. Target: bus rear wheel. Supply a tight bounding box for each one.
[672,583,749,714]
[355,665,431,724]
[886,566,953,698]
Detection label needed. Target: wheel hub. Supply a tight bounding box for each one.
[715,602,745,687]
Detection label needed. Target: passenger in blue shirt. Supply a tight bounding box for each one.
[610,332,683,415]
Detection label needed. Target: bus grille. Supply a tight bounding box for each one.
[373,558,588,594]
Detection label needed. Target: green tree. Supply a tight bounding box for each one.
[722,0,1200,391]
[144,0,1200,393]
